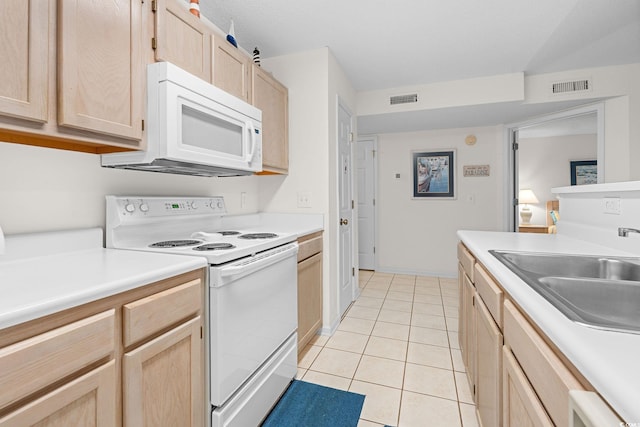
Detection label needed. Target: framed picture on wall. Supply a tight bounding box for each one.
[570,160,597,185]
[412,150,455,198]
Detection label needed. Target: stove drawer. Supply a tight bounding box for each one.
[123,278,202,347]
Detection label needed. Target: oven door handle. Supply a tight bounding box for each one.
[216,243,299,285]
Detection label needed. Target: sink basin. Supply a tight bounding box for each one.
[490,250,640,334]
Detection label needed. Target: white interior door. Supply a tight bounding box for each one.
[357,137,376,270]
[338,102,354,318]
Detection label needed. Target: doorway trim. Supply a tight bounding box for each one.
[503,102,605,231]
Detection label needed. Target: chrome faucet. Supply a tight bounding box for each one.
[618,227,640,237]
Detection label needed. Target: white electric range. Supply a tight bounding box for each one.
[106,196,299,427]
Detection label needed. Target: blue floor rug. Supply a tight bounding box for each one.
[262,380,365,427]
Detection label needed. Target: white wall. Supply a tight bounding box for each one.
[376,125,503,277]
[519,134,597,225]
[261,47,357,334]
[0,142,260,234]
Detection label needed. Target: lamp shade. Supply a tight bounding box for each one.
[519,189,539,205]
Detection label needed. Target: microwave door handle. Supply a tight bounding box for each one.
[246,121,257,164]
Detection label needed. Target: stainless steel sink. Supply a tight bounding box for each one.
[490,250,640,334]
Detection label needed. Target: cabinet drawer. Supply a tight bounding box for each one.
[0,309,115,409]
[504,300,584,427]
[457,242,475,282]
[298,234,323,262]
[474,264,503,328]
[123,279,202,347]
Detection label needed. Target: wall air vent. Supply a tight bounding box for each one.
[390,94,418,105]
[552,79,591,94]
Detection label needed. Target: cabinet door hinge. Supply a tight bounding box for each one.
[512,141,519,151]
[151,37,157,50]
[373,246,376,254]
[372,149,376,158]
[200,326,203,339]
[373,198,376,206]
[351,200,354,209]
[151,0,157,12]
[141,119,145,131]
[352,267,355,276]
[473,384,476,395]
[472,295,475,306]
[349,132,354,142]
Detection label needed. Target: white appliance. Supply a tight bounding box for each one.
[105,196,298,427]
[568,390,622,427]
[102,62,262,177]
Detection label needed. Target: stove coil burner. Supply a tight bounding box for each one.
[238,233,278,239]
[218,231,241,236]
[149,239,201,248]
[193,243,236,251]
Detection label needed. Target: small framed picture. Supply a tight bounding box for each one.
[570,160,597,185]
[412,150,455,198]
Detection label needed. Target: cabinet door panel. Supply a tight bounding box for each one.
[123,317,203,427]
[297,252,323,350]
[0,0,48,122]
[58,0,142,140]
[0,361,116,427]
[503,347,553,427]
[252,66,289,173]
[476,295,503,427]
[462,273,476,395]
[154,0,211,81]
[212,34,250,102]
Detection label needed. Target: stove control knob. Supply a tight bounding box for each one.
[139,203,149,213]
[216,200,223,209]
[125,203,135,213]
[189,201,198,210]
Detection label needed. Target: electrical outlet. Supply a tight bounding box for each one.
[603,197,621,215]
[297,192,311,208]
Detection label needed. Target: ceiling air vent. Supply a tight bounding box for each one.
[390,94,418,105]
[552,79,591,94]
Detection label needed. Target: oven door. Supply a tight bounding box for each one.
[208,243,298,406]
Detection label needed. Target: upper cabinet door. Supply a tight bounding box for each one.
[153,0,211,82]
[0,0,49,123]
[211,34,251,102]
[58,0,143,141]
[252,66,289,173]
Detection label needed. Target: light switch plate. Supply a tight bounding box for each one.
[603,197,621,215]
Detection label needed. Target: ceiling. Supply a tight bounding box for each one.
[199,0,640,133]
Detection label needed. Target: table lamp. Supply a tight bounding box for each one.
[519,189,539,224]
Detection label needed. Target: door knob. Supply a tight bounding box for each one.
[340,218,349,225]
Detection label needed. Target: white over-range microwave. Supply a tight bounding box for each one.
[102,62,262,176]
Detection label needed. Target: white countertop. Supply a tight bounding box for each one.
[0,244,206,330]
[457,230,640,423]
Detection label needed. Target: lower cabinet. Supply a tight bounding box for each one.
[123,317,203,427]
[0,269,205,427]
[475,295,503,427]
[458,242,594,427]
[502,347,553,427]
[297,232,323,352]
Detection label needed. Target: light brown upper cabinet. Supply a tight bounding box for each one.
[0,0,49,123]
[252,66,289,173]
[152,0,211,82]
[0,0,144,153]
[211,33,251,102]
[58,0,143,141]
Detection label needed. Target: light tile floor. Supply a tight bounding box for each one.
[297,271,479,427]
